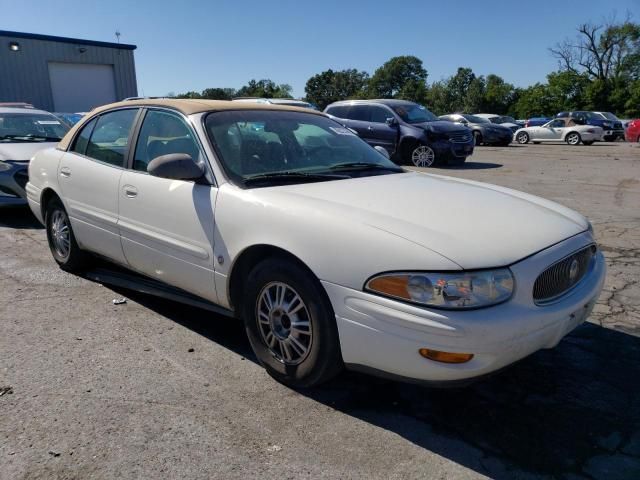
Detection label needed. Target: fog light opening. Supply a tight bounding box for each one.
[419,348,474,364]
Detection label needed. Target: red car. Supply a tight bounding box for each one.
[625,119,640,142]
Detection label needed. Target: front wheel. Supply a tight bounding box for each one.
[242,258,342,388]
[409,144,437,168]
[566,132,581,145]
[45,199,90,271]
[516,131,529,144]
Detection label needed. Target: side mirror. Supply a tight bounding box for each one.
[374,146,390,159]
[147,153,204,181]
[385,117,398,126]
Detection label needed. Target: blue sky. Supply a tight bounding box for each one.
[2,0,638,98]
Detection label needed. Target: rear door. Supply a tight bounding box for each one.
[58,108,139,264]
[118,108,218,303]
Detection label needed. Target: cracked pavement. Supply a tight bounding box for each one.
[1,141,639,479]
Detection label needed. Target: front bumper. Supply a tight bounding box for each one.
[602,129,625,139]
[432,139,474,162]
[322,231,606,383]
[0,161,29,206]
[483,130,513,145]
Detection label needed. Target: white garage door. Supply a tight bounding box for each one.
[48,62,117,112]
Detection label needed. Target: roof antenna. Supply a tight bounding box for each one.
[115,30,121,44]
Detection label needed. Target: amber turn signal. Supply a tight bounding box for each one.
[419,348,474,364]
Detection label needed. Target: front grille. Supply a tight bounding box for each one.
[13,170,28,190]
[614,122,623,130]
[449,132,472,143]
[533,245,596,304]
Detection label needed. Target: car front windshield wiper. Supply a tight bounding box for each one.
[328,162,403,172]
[243,171,349,186]
[0,134,62,142]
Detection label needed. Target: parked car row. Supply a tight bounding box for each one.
[0,105,70,206]
[24,98,606,388]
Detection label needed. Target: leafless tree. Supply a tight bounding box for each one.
[550,13,640,81]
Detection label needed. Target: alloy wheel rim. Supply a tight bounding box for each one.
[256,282,313,365]
[517,133,528,143]
[411,146,435,167]
[568,134,579,144]
[50,210,70,259]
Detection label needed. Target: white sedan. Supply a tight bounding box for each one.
[515,118,603,145]
[27,99,605,388]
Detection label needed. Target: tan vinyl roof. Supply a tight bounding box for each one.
[57,98,323,151]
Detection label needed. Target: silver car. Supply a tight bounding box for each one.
[0,106,69,206]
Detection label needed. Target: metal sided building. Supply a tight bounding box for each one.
[0,30,138,112]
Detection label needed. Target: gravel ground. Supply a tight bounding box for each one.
[1,141,639,479]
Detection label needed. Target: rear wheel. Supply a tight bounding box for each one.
[242,258,342,388]
[583,140,594,146]
[516,131,529,144]
[566,132,581,145]
[603,135,615,142]
[45,199,90,271]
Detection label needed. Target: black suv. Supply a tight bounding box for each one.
[324,100,474,167]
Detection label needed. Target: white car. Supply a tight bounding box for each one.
[27,99,605,388]
[0,106,69,206]
[515,118,603,146]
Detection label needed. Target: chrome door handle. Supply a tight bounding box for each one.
[367,126,374,131]
[60,167,71,178]
[123,185,138,198]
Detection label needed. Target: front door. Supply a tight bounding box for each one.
[58,108,139,264]
[367,106,398,154]
[538,119,565,140]
[117,109,218,303]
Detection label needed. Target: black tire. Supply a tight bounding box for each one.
[603,135,614,142]
[583,140,594,146]
[242,258,342,388]
[533,141,541,144]
[516,131,529,144]
[45,198,90,271]
[473,131,483,146]
[405,143,437,168]
[566,132,581,145]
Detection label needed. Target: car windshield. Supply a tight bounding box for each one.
[0,112,69,142]
[205,110,404,187]
[498,116,517,123]
[391,104,438,123]
[599,112,619,121]
[462,114,491,124]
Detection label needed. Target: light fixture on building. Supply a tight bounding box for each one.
[9,42,20,51]
[78,47,87,53]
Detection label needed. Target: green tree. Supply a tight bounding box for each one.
[511,83,555,118]
[367,56,428,98]
[304,69,369,109]
[483,74,516,114]
[235,79,292,98]
[201,88,236,100]
[545,70,590,111]
[175,91,203,99]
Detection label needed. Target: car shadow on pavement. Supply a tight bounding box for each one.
[98,286,640,479]
[443,162,502,170]
[0,206,43,230]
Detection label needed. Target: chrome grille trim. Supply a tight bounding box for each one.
[449,132,472,143]
[533,244,596,305]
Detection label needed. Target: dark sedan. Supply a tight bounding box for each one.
[439,113,513,146]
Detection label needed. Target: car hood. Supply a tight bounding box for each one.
[411,120,469,133]
[254,172,588,269]
[0,142,58,162]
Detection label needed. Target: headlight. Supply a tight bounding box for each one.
[365,269,514,309]
[603,121,612,128]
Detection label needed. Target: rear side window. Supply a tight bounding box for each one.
[86,109,138,167]
[133,110,201,172]
[71,117,97,155]
[325,105,349,118]
[347,105,369,121]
